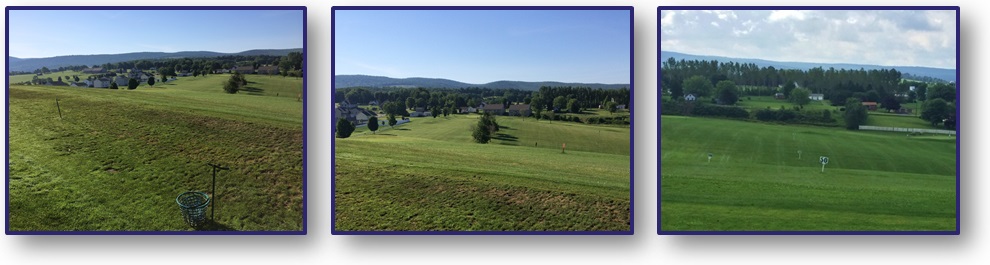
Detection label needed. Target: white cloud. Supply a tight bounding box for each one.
[768,10,808,22]
[660,10,957,69]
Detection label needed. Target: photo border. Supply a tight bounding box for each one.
[5,6,308,235]
[331,6,635,235]
[657,6,961,235]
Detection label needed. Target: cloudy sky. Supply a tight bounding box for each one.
[660,10,957,69]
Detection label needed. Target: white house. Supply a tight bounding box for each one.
[809,93,824,101]
[684,94,697,101]
[93,78,111,88]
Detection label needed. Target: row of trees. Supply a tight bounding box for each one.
[337,86,631,120]
[18,52,305,80]
[662,58,955,107]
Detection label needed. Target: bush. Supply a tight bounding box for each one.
[336,118,355,138]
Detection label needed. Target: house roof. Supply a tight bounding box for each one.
[257,65,278,72]
[233,66,254,72]
[482,104,505,110]
[862,102,878,106]
[508,104,530,111]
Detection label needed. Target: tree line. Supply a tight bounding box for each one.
[661,58,954,106]
[15,53,304,79]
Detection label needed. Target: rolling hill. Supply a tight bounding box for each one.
[334,74,630,90]
[7,48,302,72]
[660,51,956,83]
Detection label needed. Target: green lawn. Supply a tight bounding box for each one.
[7,80,303,232]
[660,116,956,231]
[737,96,837,112]
[336,114,631,231]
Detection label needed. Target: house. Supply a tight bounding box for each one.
[71,82,88,87]
[507,104,531,116]
[82,67,106,74]
[83,79,94,87]
[114,76,130,87]
[256,65,279,75]
[616,104,626,110]
[233,66,255,74]
[334,103,377,125]
[177,71,192,77]
[809,93,824,101]
[459,106,477,114]
[214,69,231,74]
[92,78,111,88]
[774,93,786,100]
[482,104,505,115]
[862,101,878,111]
[684,94,697,101]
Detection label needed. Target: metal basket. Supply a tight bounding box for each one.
[176,191,211,227]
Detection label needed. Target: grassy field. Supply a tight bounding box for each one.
[737,96,837,112]
[7,73,304,232]
[335,114,631,231]
[8,70,87,84]
[660,116,956,231]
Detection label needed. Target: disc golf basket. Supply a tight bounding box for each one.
[176,191,211,227]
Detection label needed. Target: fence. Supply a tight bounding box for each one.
[858,125,956,135]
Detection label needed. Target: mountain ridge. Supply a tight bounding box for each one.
[660,51,956,83]
[8,48,302,72]
[334,74,630,91]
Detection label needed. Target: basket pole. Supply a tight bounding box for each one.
[208,163,229,221]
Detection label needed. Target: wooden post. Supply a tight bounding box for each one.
[56,97,62,119]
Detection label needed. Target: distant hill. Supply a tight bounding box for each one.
[660,51,956,83]
[8,48,302,72]
[335,75,629,90]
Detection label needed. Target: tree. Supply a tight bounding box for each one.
[367,116,379,134]
[405,97,416,110]
[790,87,811,107]
[431,106,441,118]
[605,101,618,115]
[715,80,740,105]
[109,82,119,90]
[472,113,498,143]
[782,81,796,97]
[147,76,156,87]
[336,118,355,138]
[682,75,714,98]
[127,78,139,90]
[880,96,901,112]
[843,98,868,130]
[927,83,956,102]
[915,86,928,101]
[567,98,581,113]
[387,114,397,128]
[73,75,80,82]
[921,98,952,126]
[224,74,241,94]
[553,96,568,111]
[193,70,200,77]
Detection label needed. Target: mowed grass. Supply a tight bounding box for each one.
[8,81,303,231]
[737,96,837,112]
[660,116,956,231]
[336,114,631,231]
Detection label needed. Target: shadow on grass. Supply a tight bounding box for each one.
[241,86,264,95]
[395,128,410,131]
[493,133,518,142]
[195,219,237,231]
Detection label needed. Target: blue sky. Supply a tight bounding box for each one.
[661,10,957,69]
[334,10,631,84]
[8,9,303,58]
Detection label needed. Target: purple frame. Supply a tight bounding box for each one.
[331,6,635,235]
[657,6,961,235]
[5,6,308,235]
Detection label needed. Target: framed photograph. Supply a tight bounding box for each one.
[6,6,307,235]
[332,6,634,235]
[658,6,959,235]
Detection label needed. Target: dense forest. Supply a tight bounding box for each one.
[336,86,630,117]
[660,58,955,106]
